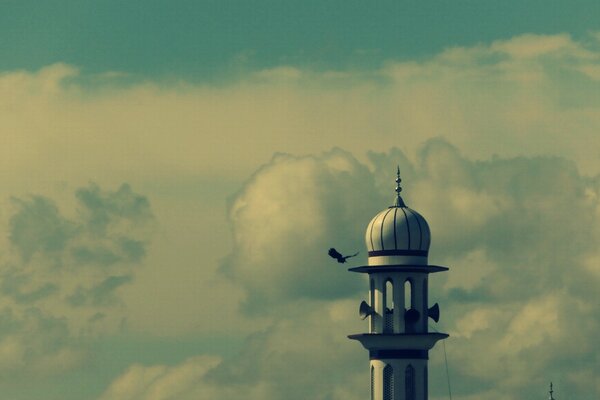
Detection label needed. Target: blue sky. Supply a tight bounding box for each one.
[3,1,599,78]
[1,3,600,400]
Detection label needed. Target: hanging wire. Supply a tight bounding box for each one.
[442,338,453,400]
[429,324,453,400]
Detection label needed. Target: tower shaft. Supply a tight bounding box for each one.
[370,358,427,400]
[349,266,448,400]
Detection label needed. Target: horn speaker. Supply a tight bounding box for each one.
[359,300,375,320]
[428,303,440,322]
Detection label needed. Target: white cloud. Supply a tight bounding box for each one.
[99,300,367,400]
[99,356,222,400]
[222,149,379,311]
[1,32,600,198]
[2,32,600,398]
[102,140,599,399]
[226,141,600,399]
[0,184,154,377]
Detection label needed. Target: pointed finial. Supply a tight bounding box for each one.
[393,166,406,207]
[549,382,555,400]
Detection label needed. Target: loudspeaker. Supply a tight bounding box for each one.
[428,303,440,322]
[359,300,375,320]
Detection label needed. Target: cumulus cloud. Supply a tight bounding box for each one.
[0,183,154,376]
[389,141,599,399]
[221,148,381,312]
[1,33,600,197]
[2,32,600,399]
[99,299,366,400]
[104,140,598,400]
[98,355,224,400]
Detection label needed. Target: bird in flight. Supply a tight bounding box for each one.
[328,248,359,263]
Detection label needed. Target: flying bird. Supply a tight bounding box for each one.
[328,248,359,263]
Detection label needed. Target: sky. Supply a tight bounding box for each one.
[0,2,599,400]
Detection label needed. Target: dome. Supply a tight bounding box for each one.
[365,169,431,266]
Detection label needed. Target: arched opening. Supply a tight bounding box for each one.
[384,279,393,333]
[383,364,394,400]
[385,279,394,310]
[405,364,415,400]
[404,279,413,310]
[404,279,417,333]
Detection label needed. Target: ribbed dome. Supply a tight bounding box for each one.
[365,169,431,266]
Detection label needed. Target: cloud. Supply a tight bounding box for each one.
[0,307,85,376]
[99,299,367,400]
[105,139,599,399]
[2,32,600,398]
[221,148,380,312]
[1,33,600,199]
[75,183,152,239]
[98,355,272,400]
[0,183,154,377]
[67,275,134,307]
[9,196,75,262]
[400,141,599,399]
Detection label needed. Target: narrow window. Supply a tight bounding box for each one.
[383,364,394,400]
[384,279,393,333]
[385,279,394,310]
[405,364,415,400]
[404,279,413,309]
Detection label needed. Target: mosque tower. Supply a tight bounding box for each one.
[348,168,449,400]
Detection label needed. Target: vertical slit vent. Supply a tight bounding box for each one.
[383,364,394,400]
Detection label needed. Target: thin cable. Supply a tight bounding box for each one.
[430,324,452,400]
[442,338,453,400]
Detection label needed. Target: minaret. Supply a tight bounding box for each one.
[348,168,449,400]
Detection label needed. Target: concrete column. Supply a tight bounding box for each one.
[411,275,425,334]
[393,274,405,333]
[421,277,428,332]
[392,359,405,400]
[371,360,384,400]
[373,275,384,333]
[370,277,375,333]
[413,360,427,400]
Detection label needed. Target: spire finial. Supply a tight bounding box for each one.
[549,382,555,400]
[393,166,406,207]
